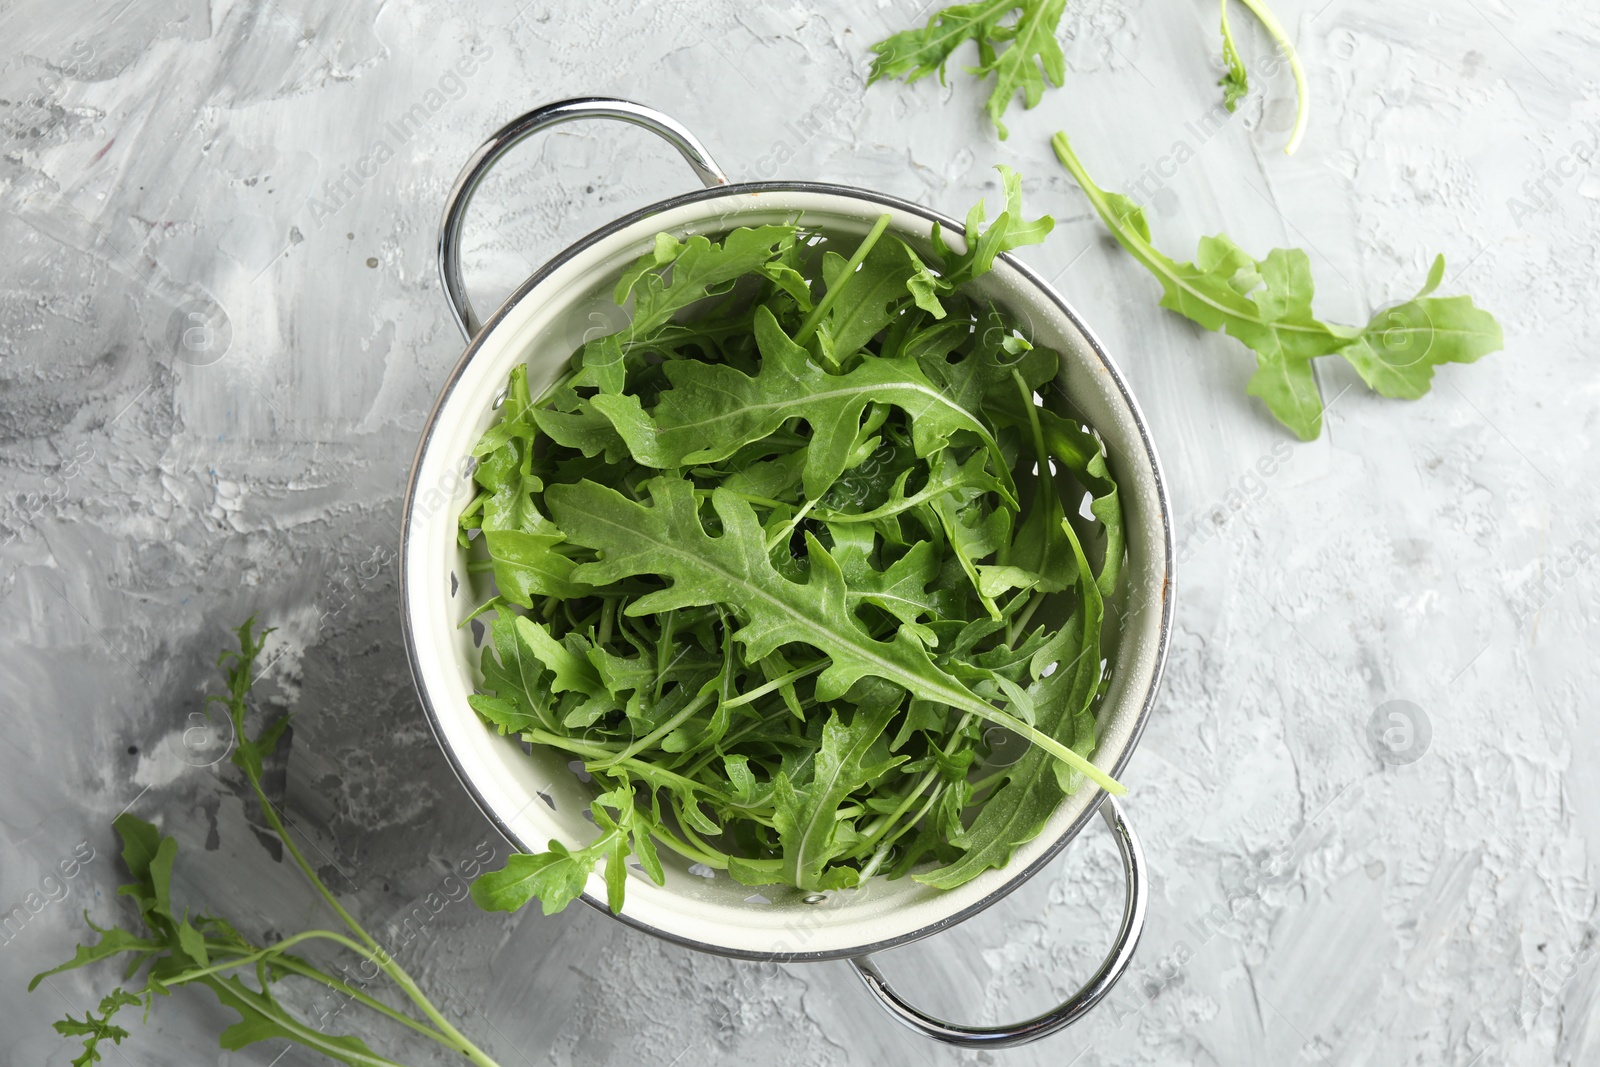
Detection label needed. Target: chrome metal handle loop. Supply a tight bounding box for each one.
[436,97,730,340]
[850,795,1147,1049]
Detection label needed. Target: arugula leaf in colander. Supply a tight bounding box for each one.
[458,167,1132,912]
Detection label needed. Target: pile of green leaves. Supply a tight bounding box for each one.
[460,168,1129,916]
[1052,134,1504,439]
[34,620,506,1067]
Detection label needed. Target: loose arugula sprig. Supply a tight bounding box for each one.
[869,0,1309,151]
[1051,133,1504,438]
[48,989,141,1065]
[33,620,506,1067]
[463,168,1129,915]
[866,0,1066,140]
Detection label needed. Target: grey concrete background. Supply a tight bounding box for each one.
[1,1,1595,1064]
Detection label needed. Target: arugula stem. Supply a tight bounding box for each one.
[763,495,820,554]
[654,610,677,704]
[243,774,502,1065]
[650,817,730,869]
[593,686,716,768]
[793,213,893,345]
[519,728,623,755]
[669,800,725,856]
[1235,0,1308,154]
[721,658,828,710]
[680,713,787,778]
[933,667,1118,791]
[963,766,1011,795]
[812,480,966,524]
[223,633,506,1067]
[1052,131,1327,340]
[516,729,714,795]
[707,488,789,510]
[241,771,372,951]
[184,932,483,1056]
[164,929,367,985]
[1007,590,1045,646]
[370,962,503,1067]
[197,975,413,1067]
[860,776,947,879]
[851,711,974,861]
[236,950,455,1048]
[854,771,939,849]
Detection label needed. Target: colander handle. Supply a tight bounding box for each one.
[849,795,1147,1049]
[437,97,730,340]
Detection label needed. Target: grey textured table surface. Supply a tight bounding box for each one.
[2,1,1596,1064]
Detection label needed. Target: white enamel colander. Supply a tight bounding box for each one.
[401,98,1173,1048]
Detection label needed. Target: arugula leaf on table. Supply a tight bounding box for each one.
[1051,132,1503,439]
[1335,255,1506,399]
[867,0,1067,140]
[870,0,1313,152]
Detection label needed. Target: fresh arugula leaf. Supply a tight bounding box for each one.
[29,921,159,991]
[594,305,1008,499]
[482,529,588,604]
[932,165,1055,286]
[774,703,906,891]
[472,788,664,914]
[870,0,1310,151]
[471,840,602,916]
[50,989,142,1066]
[1051,132,1503,438]
[868,0,1067,140]
[1337,255,1504,398]
[576,225,807,393]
